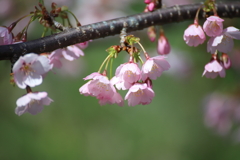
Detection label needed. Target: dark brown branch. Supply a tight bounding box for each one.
[0,1,240,61]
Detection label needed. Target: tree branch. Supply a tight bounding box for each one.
[0,1,240,61]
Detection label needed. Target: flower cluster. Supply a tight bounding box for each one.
[12,53,53,115]
[79,35,170,106]
[183,15,240,79]
[0,1,90,116]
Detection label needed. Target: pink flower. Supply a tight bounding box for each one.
[79,72,124,106]
[0,26,13,45]
[49,56,62,68]
[48,50,63,69]
[114,62,141,90]
[157,33,171,55]
[13,53,52,89]
[51,44,84,61]
[125,83,155,106]
[202,59,225,79]
[76,41,89,50]
[141,55,170,81]
[203,16,224,37]
[15,92,53,116]
[207,27,240,53]
[183,24,206,47]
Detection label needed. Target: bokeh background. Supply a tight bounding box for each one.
[1,0,240,159]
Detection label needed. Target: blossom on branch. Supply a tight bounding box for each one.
[114,62,141,90]
[50,43,85,62]
[202,59,225,79]
[141,55,170,81]
[183,23,206,47]
[207,27,240,53]
[15,92,53,116]
[125,83,155,106]
[79,72,124,106]
[0,26,12,45]
[203,16,224,37]
[13,53,52,89]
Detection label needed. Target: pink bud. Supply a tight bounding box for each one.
[147,26,156,42]
[147,2,155,12]
[221,53,231,69]
[157,33,171,55]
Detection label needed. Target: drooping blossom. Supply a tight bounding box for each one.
[202,59,225,79]
[183,23,206,47]
[141,55,170,81]
[114,62,141,90]
[125,83,155,106]
[0,26,13,45]
[203,16,224,37]
[207,27,240,53]
[157,33,171,55]
[51,43,84,61]
[49,54,62,69]
[12,53,52,89]
[79,72,124,106]
[15,92,53,116]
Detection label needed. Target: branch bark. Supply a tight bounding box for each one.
[0,1,240,61]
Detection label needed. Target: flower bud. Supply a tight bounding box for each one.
[157,32,171,55]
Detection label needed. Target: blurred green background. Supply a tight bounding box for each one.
[1,0,240,159]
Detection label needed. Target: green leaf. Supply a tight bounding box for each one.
[125,35,140,45]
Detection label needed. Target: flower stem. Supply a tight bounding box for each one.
[98,54,111,73]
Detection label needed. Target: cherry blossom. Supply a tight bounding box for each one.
[0,26,13,45]
[183,23,206,47]
[157,33,171,55]
[125,83,155,106]
[49,55,62,69]
[51,44,84,61]
[79,72,124,106]
[203,16,224,37]
[202,59,225,79]
[207,27,240,53]
[114,62,141,90]
[76,41,89,49]
[141,55,170,81]
[15,92,53,116]
[13,53,52,89]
